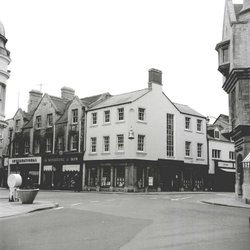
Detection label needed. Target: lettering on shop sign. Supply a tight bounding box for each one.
[44,156,80,163]
[9,157,41,164]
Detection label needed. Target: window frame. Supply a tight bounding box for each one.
[212,149,221,159]
[166,113,174,157]
[24,140,30,155]
[90,137,97,153]
[103,136,110,153]
[117,134,124,152]
[104,110,110,124]
[45,137,52,153]
[137,134,145,152]
[117,107,124,121]
[72,109,78,124]
[185,117,191,130]
[185,141,191,157]
[35,115,42,129]
[91,112,97,125]
[138,108,145,121]
[70,134,78,151]
[197,143,203,158]
[46,113,53,127]
[197,119,203,132]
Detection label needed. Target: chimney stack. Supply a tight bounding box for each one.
[28,90,42,112]
[243,0,250,10]
[61,87,75,101]
[148,68,162,89]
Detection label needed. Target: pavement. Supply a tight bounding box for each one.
[0,188,59,218]
[0,188,249,219]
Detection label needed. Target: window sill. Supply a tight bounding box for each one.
[196,131,204,134]
[90,124,98,128]
[137,120,147,124]
[101,152,111,155]
[184,129,192,133]
[184,156,193,159]
[116,120,125,124]
[115,151,125,155]
[136,151,147,155]
[102,122,111,126]
[196,158,205,161]
[89,152,97,156]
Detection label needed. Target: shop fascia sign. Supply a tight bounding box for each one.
[218,161,234,168]
[43,155,82,164]
[9,157,41,165]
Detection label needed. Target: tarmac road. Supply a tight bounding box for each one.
[0,191,249,250]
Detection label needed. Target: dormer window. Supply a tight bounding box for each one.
[214,129,220,139]
[215,40,230,77]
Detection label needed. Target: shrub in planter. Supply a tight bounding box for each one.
[17,189,39,204]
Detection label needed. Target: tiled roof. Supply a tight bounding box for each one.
[89,89,150,110]
[50,95,68,114]
[174,103,205,118]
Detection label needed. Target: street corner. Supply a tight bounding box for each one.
[0,199,59,219]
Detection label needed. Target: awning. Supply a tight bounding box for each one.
[242,152,250,163]
[219,168,235,173]
[62,164,80,172]
[44,165,53,172]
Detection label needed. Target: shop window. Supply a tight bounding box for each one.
[101,167,111,187]
[222,47,229,63]
[116,167,125,187]
[89,168,97,186]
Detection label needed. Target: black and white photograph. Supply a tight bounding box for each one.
[0,0,250,249]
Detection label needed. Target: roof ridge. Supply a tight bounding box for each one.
[109,88,149,98]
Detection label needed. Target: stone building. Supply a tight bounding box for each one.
[216,0,250,202]
[6,87,108,189]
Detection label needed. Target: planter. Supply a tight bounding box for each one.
[17,189,39,204]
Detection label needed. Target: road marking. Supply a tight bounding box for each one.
[171,196,192,201]
[54,206,64,210]
[71,203,81,206]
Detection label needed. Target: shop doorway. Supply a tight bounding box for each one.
[237,154,243,196]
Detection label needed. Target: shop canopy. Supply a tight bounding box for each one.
[242,152,250,168]
[62,165,80,172]
[219,168,235,173]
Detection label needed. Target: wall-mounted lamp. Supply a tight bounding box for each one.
[128,127,135,140]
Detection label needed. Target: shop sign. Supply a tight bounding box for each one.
[9,157,41,165]
[43,154,82,164]
[148,177,153,186]
[218,162,234,168]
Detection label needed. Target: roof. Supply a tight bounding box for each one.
[174,103,205,118]
[49,95,68,114]
[234,4,243,15]
[89,89,150,110]
[242,152,250,164]
[81,93,110,107]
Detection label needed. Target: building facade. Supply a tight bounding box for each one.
[84,69,208,192]
[207,115,235,191]
[5,87,108,189]
[216,0,250,202]
[0,21,11,187]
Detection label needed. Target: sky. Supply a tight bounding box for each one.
[0,0,244,120]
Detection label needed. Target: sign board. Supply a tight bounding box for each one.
[218,162,234,168]
[9,157,41,165]
[148,177,153,186]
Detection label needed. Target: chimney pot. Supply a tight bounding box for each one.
[148,68,162,89]
[61,86,75,101]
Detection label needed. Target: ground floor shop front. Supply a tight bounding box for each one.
[83,159,208,192]
[42,153,83,190]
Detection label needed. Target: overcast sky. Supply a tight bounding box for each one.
[1,0,243,120]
